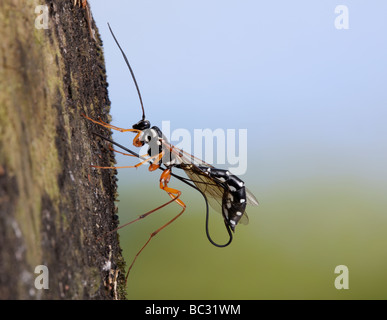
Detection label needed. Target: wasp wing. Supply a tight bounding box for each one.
[169,142,259,207]
[163,141,225,208]
[162,140,256,226]
[238,188,259,225]
[246,188,259,206]
[183,165,251,226]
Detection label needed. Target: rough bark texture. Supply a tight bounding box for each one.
[0,0,126,299]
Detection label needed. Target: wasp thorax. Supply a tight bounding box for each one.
[139,128,158,144]
[136,128,160,158]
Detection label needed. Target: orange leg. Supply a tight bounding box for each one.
[125,205,185,284]
[82,113,144,148]
[124,173,186,283]
[159,168,185,207]
[81,113,141,134]
[96,117,140,134]
[108,145,147,158]
[84,113,188,283]
[74,0,87,8]
[98,169,187,284]
[98,193,183,242]
[91,151,164,170]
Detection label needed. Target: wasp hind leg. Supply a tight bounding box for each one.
[125,205,185,284]
[97,192,185,285]
[159,168,185,208]
[124,168,186,283]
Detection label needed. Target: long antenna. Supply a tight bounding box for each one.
[107,23,146,121]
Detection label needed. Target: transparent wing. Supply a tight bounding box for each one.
[162,140,225,211]
[246,188,259,206]
[184,167,250,226]
[177,147,259,208]
[239,212,249,225]
[168,142,215,168]
[163,140,255,226]
[182,164,225,213]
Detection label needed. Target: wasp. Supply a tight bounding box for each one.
[83,23,259,283]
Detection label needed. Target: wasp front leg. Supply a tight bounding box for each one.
[74,0,87,8]
[82,113,144,149]
[82,114,140,134]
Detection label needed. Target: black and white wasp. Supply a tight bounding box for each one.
[83,23,259,283]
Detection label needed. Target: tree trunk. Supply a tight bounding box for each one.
[0,0,126,299]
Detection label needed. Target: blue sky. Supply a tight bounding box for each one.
[89,0,387,189]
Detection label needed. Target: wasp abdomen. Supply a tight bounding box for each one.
[198,167,247,231]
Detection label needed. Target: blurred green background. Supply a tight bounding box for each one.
[116,171,387,299]
[89,1,387,299]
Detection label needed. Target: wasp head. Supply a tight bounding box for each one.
[132,119,151,130]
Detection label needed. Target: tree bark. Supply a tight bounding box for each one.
[0,0,126,299]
